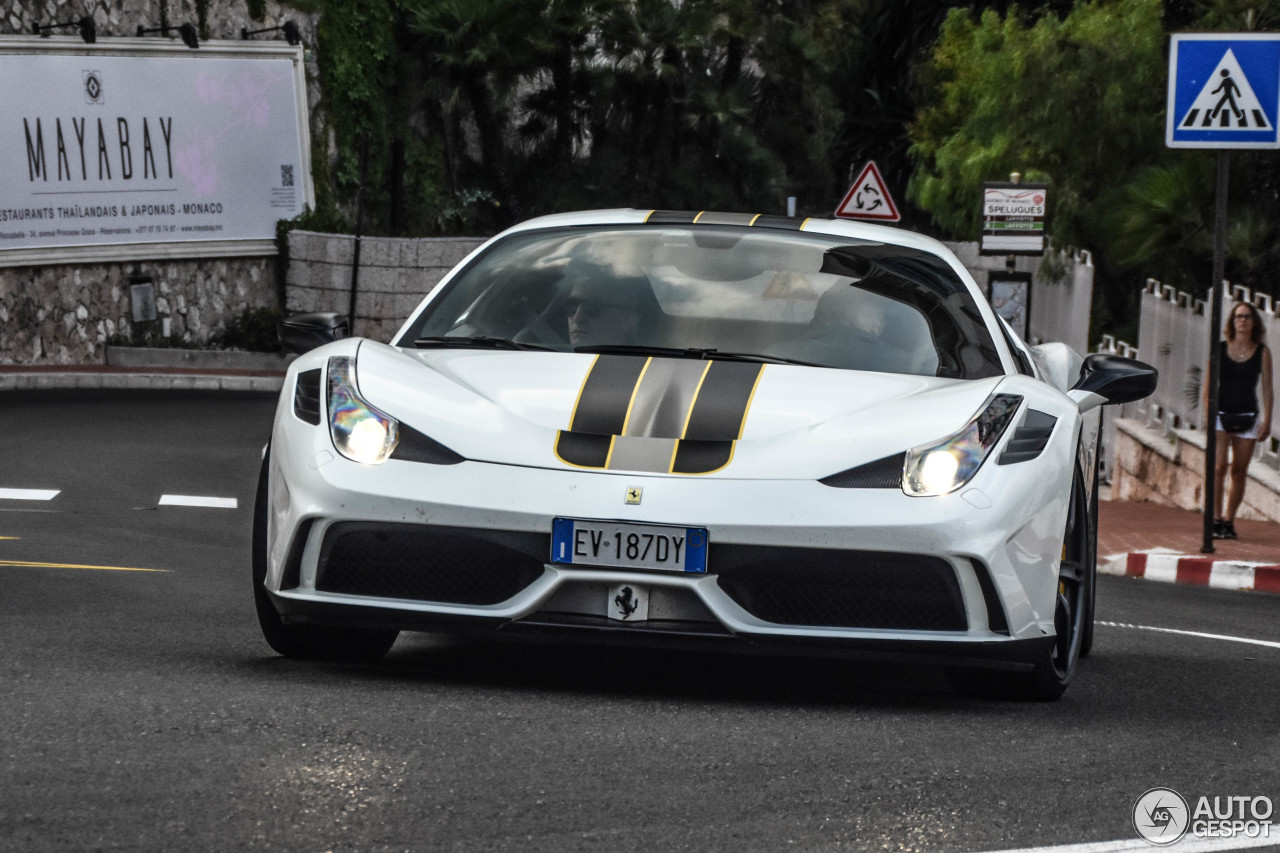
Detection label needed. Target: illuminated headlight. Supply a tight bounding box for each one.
[327,356,399,464]
[902,394,1021,496]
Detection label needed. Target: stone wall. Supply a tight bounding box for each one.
[0,258,274,363]
[0,0,317,364]
[1111,417,1280,522]
[285,231,486,342]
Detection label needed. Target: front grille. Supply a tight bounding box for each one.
[316,522,547,605]
[714,545,966,631]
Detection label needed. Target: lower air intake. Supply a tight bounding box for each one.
[315,522,547,605]
[714,545,966,631]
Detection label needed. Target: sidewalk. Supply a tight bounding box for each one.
[0,362,285,392]
[1099,499,1280,594]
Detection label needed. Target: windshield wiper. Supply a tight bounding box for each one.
[414,335,553,352]
[572,344,819,366]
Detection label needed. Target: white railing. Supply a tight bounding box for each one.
[1097,279,1280,481]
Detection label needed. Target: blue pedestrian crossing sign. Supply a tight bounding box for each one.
[1168,33,1280,148]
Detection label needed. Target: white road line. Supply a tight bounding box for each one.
[0,488,60,501]
[972,831,1280,852]
[158,495,238,509]
[1100,621,1280,651]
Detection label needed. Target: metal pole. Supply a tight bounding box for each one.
[347,135,369,333]
[1202,151,1230,554]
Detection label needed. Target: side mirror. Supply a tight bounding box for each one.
[1068,353,1158,412]
[278,312,349,355]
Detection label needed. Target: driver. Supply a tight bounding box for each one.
[563,264,653,349]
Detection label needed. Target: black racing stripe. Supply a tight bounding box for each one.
[555,431,612,468]
[750,214,806,230]
[646,210,700,224]
[682,361,763,441]
[672,439,734,474]
[570,356,648,435]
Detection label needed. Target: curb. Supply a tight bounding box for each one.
[0,370,283,392]
[1102,548,1280,593]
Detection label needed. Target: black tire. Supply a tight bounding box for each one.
[252,447,398,661]
[1079,440,1100,658]
[949,463,1093,701]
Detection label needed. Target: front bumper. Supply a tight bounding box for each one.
[264,411,1073,666]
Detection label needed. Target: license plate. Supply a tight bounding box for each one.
[551,519,708,573]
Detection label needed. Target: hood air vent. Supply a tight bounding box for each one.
[819,453,905,489]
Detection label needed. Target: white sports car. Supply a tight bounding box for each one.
[254,209,1156,700]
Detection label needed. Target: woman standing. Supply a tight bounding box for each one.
[1203,301,1274,539]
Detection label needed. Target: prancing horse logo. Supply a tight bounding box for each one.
[614,586,640,619]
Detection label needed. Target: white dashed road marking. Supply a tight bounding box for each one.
[0,488,60,500]
[158,495,238,509]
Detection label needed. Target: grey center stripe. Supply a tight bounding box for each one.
[623,358,708,438]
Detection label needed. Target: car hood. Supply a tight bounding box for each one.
[354,341,1005,480]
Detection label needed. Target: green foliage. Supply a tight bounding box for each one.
[216,306,286,353]
[909,0,1167,247]
[907,0,1172,334]
[1101,157,1215,289]
[313,2,399,226]
[105,327,200,350]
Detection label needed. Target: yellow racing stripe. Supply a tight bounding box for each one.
[619,357,652,436]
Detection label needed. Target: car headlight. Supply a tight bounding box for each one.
[327,356,399,464]
[902,394,1021,496]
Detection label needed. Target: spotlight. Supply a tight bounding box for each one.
[136,22,199,49]
[33,16,96,44]
[241,21,302,46]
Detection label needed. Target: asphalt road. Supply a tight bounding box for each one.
[3,390,1279,853]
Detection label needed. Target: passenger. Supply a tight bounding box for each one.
[785,285,934,374]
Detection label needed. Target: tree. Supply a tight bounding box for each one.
[907,0,1169,333]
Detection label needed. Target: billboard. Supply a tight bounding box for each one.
[0,37,312,267]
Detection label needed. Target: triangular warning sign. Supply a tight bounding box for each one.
[835,161,900,222]
[1180,48,1273,130]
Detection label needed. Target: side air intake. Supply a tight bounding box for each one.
[293,369,322,425]
[998,410,1057,464]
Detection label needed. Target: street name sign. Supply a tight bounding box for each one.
[1167,33,1280,149]
[979,182,1047,255]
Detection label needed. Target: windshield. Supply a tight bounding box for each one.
[404,225,1004,379]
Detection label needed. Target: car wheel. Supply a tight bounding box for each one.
[1079,442,1100,659]
[252,447,399,662]
[949,463,1093,701]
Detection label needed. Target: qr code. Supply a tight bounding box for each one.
[281,164,294,187]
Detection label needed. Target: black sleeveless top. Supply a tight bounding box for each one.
[1219,340,1265,414]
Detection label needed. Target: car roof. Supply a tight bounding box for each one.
[501,208,961,260]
